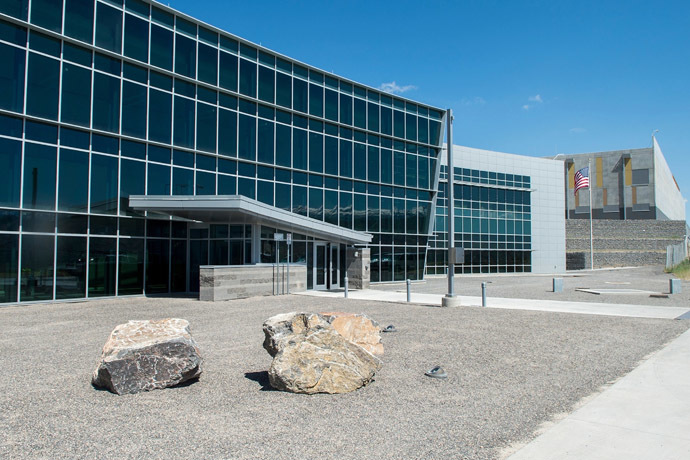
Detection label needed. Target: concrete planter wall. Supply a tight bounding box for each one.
[199,264,307,301]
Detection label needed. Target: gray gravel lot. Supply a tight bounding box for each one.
[378,265,690,307]
[0,295,687,460]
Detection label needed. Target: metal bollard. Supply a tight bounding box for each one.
[344,275,349,298]
[481,282,487,307]
[553,277,563,293]
[406,279,411,302]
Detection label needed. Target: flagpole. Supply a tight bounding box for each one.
[589,158,594,270]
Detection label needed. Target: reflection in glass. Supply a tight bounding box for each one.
[55,236,86,299]
[20,234,54,301]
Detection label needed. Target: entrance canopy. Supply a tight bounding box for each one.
[129,195,372,245]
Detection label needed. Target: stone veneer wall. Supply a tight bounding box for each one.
[566,219,688,269]
[199,264,307,301]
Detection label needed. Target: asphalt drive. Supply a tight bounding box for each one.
[0,295,687,460]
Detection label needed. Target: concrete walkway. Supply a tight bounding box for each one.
[299,289,690,320]
[299,288,690,459]
[506,327,690,460]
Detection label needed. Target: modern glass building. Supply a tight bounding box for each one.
[428,145,565,275]
[0,0,446,304]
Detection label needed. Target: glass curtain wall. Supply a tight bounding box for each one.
[0,0,445,303]
[427,166,533,274]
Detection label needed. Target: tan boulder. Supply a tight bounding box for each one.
[320,311,384,355]
[92,318,203,395]
[263,312,382,394]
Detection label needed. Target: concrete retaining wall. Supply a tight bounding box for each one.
[199,264,307,301]
[566,220,687,269]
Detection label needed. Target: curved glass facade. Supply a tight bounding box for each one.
[0,0,444,303]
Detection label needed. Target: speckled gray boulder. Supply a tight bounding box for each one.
[92,319,203,395]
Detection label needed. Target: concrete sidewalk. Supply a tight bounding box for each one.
[299,289,690,320]
[506,327,690,460]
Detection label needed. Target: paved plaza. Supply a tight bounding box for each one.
[0,291,687,459]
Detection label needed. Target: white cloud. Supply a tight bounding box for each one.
[570,127,587,134]
[528,94,543,103]
[522,104,530,111]
[461,96,486,106]
[379,81,417,94]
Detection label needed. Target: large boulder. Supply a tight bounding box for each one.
[320,311,384,355]
[263,312,382,394]
[262,312,330,357]
[92,318,203,395]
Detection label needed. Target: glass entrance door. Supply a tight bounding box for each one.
[314,243,327,290]
[329,244,339,289]
[188,226,209,292]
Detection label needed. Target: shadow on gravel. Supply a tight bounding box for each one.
[244,371,275,391]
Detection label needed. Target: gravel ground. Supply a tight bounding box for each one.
[0,295,687,460]
[377,265,690,307]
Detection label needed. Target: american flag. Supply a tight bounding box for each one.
[574,166,589,195]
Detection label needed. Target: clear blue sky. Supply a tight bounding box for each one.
[168,0,690,219]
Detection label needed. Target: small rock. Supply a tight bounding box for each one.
[92,318,203,395]
[320,311,384,355]
[262,312,330,357]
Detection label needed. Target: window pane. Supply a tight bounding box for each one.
[218,109,237,156]
[308,132,323,173]
[257,119,274,164]
[58,148,88,212]
[118,238,144,295]
[95,3,122,53]
[20,234,54,301]
[368,146,379,182]
[276,72,291,108]
[119,159,145,215]
[88,237,115,297]
[309,188,323,220]
[324,89,338,121]
[293,128,307,170]
[239,59,257,98]
[394,110,404,138]
[173,96,195,148]
[406,114,417,141]
[150,24,173,70]
[146,239,169,293]
[196,171,215,195]
[368,102,379,132]
[257,180,273,205]
[64,0,94,43]
[219,51,237,91]
[0,0,28,21]
[173,167,193,195]
[147,163,170,195]
[30,0,62,32]
[23,143,56,210]
[60,63,91,127]
[339,140,352,178]
[0,234,18,302]
[324,136,337,175]
[406,154,417,187]
[175,34,196,78]
[0,43,25,113]
[354,98,366,129]
[90,154,118,214]
[238,114,256,161]
[275,123,290,167]
[26,53,59,120]
[55,236,86,299]
[258,66,275,103]
[93,73,121,133]
[381,149,392,184]
[353,143,366,181]
[308,84,323,117]
[198,43,217,85]
[122,81,147,138]
[340,94,352,125]
[148,89,172,143]
[196,102,217,153]
[293,78,307,113]
[124,13,149,63]
[0,138,21,207]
